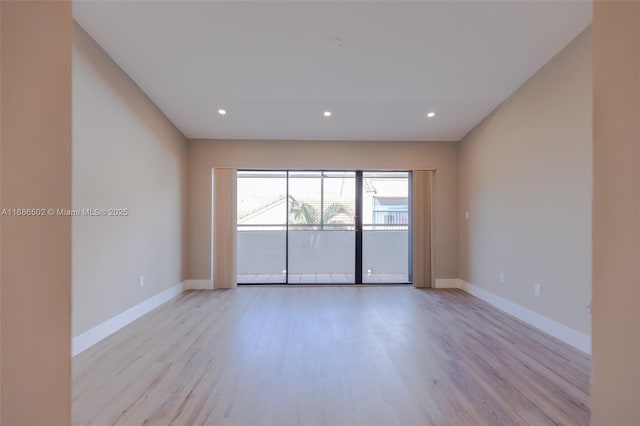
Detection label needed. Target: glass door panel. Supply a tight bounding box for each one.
[362,172,410,283]
[288,171,356,284]
[236,170,410,285]
[236,171,287,284]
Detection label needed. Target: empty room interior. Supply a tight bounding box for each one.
[1,1,639,425]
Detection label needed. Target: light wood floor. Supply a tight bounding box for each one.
[73,287,590,426]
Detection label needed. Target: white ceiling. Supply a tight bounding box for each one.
[73,1,592,141]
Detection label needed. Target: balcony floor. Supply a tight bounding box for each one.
[237,273,409,284]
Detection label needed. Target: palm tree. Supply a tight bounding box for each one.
[321,203,353,227]
[289,200,352,229]
[289,200,320,226]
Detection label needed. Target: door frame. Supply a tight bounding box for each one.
[236,169,413,285]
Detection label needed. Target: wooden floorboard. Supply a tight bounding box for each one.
[72,287,590,426]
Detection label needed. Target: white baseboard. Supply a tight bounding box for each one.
[183,279,213,290]
[458,279,591,354]
[434,278,460,288]
[72,282,185,356]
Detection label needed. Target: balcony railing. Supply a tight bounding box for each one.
[372,210,408,225]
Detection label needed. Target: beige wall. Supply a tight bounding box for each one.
[591,2,640,424]
[72,24,188,336]
[1,2,72,424]
[458,28,592,334]
[187,139,458,282]
[1,4,3,421]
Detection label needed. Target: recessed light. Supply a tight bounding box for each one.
[218,109,227,115]
[427,112,436,118]
[323,111,332,117]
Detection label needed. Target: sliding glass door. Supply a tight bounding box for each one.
[362,172,410,283]
[237,170,411,285]
[236,171,287,284]
[288,172,356,283]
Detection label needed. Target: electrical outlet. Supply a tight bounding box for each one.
[534,282,541,296]
[139,276,144,288]
[499,272,505,283]
[465,211,470,220]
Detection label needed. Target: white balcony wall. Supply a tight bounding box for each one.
[237,230,286,275]
[288,231,355,274]
[237,230,408,276]
[363,231,409,275]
